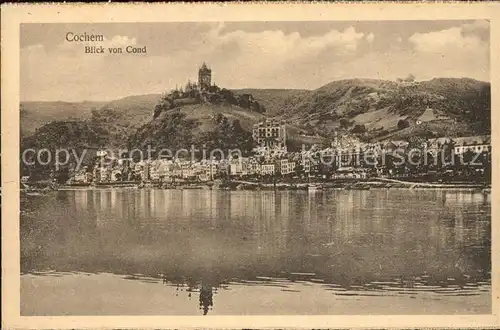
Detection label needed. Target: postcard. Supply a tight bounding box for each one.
[1,2,499,329]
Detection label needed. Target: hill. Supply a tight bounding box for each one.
[20,101,105,138]
[20,89,302,135]
[274,78,490,141]
[232,89,309,116]
[20,95,162,138]
[20,77,490,157]
[148,103,265,136]
[89,94,162,146]
[97,94,161,127]
[129,105,258,154]
[21,120,109,150]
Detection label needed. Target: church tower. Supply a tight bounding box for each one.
[198,62,212,91]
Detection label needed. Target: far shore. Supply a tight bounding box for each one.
[24,177,490,193]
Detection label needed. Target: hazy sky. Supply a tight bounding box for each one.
[21,20,490,102]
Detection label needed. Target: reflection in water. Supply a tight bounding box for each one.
[199,283,214,315]
[21,189,491,314]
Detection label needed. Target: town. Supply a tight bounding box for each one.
[59,121,491,189]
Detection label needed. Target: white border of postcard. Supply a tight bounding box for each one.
[2,2,500,329]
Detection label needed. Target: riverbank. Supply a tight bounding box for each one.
[231,179,490,192]
[23,178,491,193]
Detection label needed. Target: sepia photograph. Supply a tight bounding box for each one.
[17,19,492,316]
[2,3,499,329]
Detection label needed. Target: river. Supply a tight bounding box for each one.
[20,189,491,315]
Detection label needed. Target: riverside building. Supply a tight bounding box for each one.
[252,119,287,156]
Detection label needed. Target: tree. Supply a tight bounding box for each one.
[198,115,255,156]
[237,94,252,108]
[397,119,410,130]
[351,124,366,134]
[404,74,416,82]
[339,118,351,129]
[220,89,237,104]
[230,119,255,155]
[153,94,173,118]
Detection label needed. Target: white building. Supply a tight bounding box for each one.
[205,160,218,180]
[230,159,244,176]
[279,159,296,175]
[99,167,111,182]
[261,163,275,175]
[302,158,312,173]
[179,161,195,179]
[73,170,91,183]
[149,168,160,182]
[252,120,287,156]
[247,159,261,175]
[140,164,149,181]
[96,150,107,157]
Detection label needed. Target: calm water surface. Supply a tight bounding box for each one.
[21,189,491,314]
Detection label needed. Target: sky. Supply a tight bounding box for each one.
[20,20,490,102]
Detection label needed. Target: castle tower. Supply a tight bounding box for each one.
[198,62,212,91]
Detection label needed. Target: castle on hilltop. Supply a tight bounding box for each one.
[153,63,265,118]
[198,62,212,91]
[182,63,214,96]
